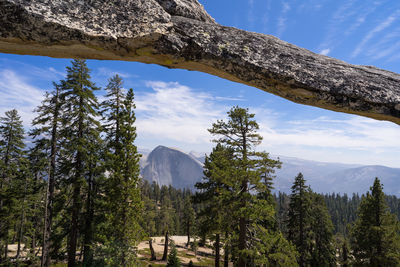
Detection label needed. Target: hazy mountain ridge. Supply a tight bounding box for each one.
[139,146,400,195]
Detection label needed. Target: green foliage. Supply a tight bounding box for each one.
[287,173,335,266]
[31,81,63,266]
[140,181,196,237]
[56,59,102,266]
[309,194,336,266]
[253,230,299,266]
[0,109,26,261]
[166,241,180,267]
[350,178,400,265]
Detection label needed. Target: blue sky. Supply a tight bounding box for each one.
[0,0,399,167]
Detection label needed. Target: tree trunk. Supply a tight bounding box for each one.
[1,130,12,264]
[149,239,156,261]
[16,176,28,260]
[342,242,348,267]
[238,180,248,267]
[299,187,304,267]
[68,180,81,267]
[4,239,8,261]
[224,232,229,267]
[238,137,248,267]
[83,170,94,266]
[68,96,84,267]
[186,222,190,247]
[215,233,220,267]
[42,86,60,267]
[162,231,169,261]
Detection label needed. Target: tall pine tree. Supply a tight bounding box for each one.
[57,59,100,267]
[31,83,63,267]
[195,144,235,267]
[0,109,26,263]
[101,83,142,266]
[287,173,336,267]
[208,106,288,266]
[287,173,312,263]
[350,177,400,266]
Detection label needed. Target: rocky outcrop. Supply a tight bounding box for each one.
[1,0,399,124]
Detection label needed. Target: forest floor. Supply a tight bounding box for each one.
[6,237,228,266]
[138,236,228,267]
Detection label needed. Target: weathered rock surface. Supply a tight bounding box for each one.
[1,0,400,124]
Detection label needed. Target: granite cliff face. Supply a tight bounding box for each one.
[0,0,399,124]
[140,145,203,189]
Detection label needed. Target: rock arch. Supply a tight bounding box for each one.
[0,0,399,124]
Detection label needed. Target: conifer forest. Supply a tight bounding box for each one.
[0,60,399,266]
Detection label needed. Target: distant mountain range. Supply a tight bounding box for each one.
[139,146,400,196]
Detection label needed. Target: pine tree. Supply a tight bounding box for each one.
[166,241,180,267]
[31,83,63,267]
[57,59,100,267]
[0,109,26,263]
[101,85,142,266]
[350,178,400,266]
[208,106,284,266]
[195,144,234,267]
[82,125,104,266]
[287,173,336,266]
[287,173,313,267]
[25,141,47,259]
[309,193,335,266]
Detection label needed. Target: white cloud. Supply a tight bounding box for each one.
[135,81,229,145]
[0,69,45,127]
[260,116,400,150]
[256,116,400,167]
[319,48,331,56]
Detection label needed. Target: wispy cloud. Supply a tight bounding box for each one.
[318,0,358,53]
[298,0,328,13]
[352,9,400,58]
[343,1,384,37]
[247,0,255,29]
[276,1,291,37]
[95,67,136,80]
[0,70,45,127]
[256,116,400,167]
[135,81,228,145]
[319,48,331,56]
[363,27,400,61]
